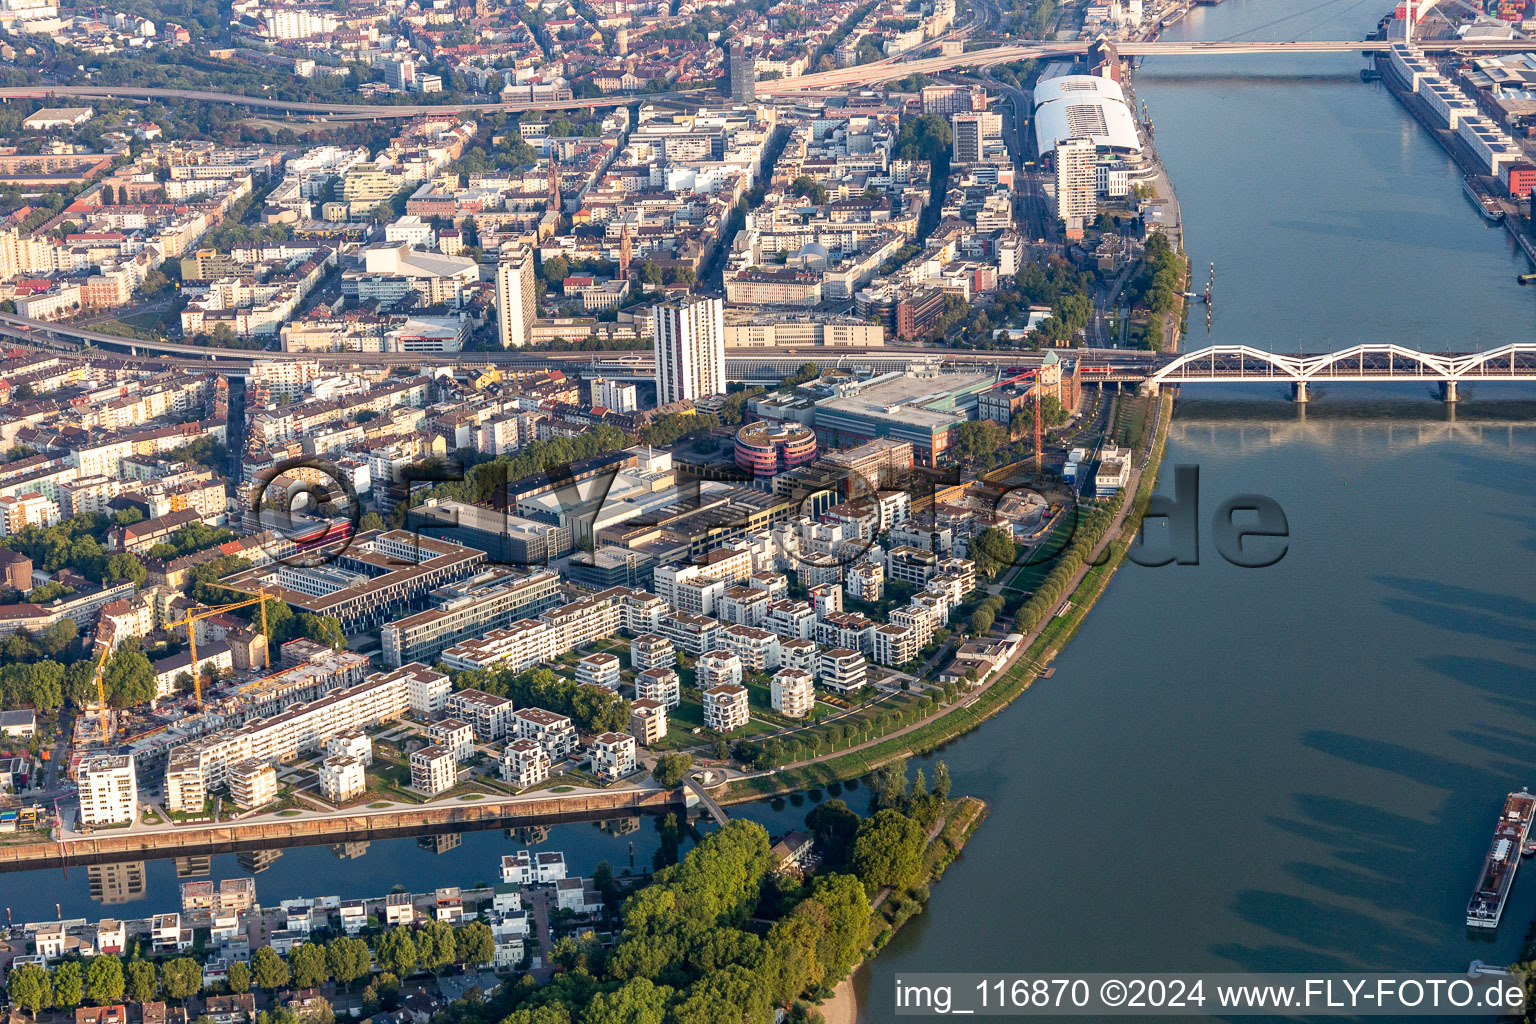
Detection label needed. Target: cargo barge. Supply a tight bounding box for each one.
[1466,788,1536,929]
[1463,175,1505,223]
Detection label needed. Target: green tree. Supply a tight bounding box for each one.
[288,942,329,989]
[416,920,456,972]
[53,961,84,1011]
[250,947,290,991]
[227,960,251,995]
[103,646,156,708]
[579,977,669,1024]
[160,959,201,1002]
[125,959,157,1004]
[763,914,825,1005]
[294,613,347,651]
[85,956,125,1005]
[651,753,693,788]
[103,552,147,587]
[359,512,385,532]
[8,963,52,1015]
[849,809,926,894]
[455,922,493,968]
[325,938,371,989]
[805,799,861,869]
[542,255,569,285]
[800,873,870,982]
[373,926,417,977]
[968,608,994,635]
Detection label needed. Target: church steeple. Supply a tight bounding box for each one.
[546,159,560,211]
[619,221,633,280]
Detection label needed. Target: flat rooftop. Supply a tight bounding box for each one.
[819,371,996,430]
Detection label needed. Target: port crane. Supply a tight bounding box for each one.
[165,591,273,707]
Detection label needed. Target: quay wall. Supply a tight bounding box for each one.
[0,789,683,871]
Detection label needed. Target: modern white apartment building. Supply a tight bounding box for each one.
[845,562,884,602]
[873,622,919,667]
[325,729,372,766]
[160,663,449,801]
[776,639,816,677]
[318,755,366,803]
[718,585,771,627]
[630,633,675,671]
[636,667,681,708]
[443,619,552,675]
[513,707,578,760]
[697,649,744,689]
[590,732,637,781]
[767,600,816,641]
[652,296,725,405]
[78,754,137,826]
[817,648,867,694]
[410,745,457,795]
[496,246,536,348]
[659,611,723,656]
[228,759,277,810]
[575,653,621,690]
[428,718,475,762]
[629,698,668,745]
[0,492,61,535]
[770,668,815,718]
[702,683,749,733]
[499,738,551,789]
[719,623,780,671]
[445,688,517,741]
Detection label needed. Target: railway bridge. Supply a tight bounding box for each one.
[1143,344,1536,402]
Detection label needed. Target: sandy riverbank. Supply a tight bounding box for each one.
[820,976,859,1024]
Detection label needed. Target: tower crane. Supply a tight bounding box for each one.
[164,590,272,707]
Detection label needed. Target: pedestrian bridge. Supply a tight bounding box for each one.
[1144,343,1536,401]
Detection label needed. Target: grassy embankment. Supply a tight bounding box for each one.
[721,393,1174,803]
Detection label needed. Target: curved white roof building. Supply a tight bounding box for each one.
[1033,74,1142,157]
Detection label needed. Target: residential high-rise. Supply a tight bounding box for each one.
[496,246,536,348]
[79,754,137,826]
[729,43,755,103]
[1055,137,1098,237]
[653,296,726,405]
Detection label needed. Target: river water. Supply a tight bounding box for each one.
[11,2,1536,1019]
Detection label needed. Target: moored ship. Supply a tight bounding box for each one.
[1467,789,1536,929]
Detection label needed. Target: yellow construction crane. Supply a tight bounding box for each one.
[165,590,272,707]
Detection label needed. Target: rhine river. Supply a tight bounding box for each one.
[11,2,1536,1019]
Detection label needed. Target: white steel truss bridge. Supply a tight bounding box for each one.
[1143,344,1536,401]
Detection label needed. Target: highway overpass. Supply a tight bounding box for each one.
[759,38,1536,94]
[0,85,702,119]
[0,311,1168,379]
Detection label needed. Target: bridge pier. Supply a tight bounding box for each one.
[1292,381,1309,404]
[1440,380,1458,403]
[1140,380,1160,397]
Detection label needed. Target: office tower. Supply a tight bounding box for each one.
[652,296,726,405]
[729,43,755,103]
[1055,137,1098,235]
[951,112,1002,164]
[496,246,536,349]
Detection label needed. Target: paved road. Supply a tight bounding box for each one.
[0,85,683,118]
